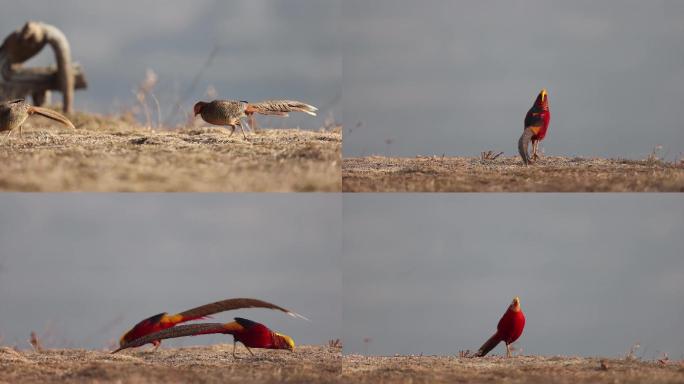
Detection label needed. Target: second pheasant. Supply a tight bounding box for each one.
[193,99,318,139]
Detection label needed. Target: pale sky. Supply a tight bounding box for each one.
[0,194,341,349]
[343,0,684,159]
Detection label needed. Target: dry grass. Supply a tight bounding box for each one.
[0,345,341,384]
[342,354,684,384]
[0,112,341,192]
[343,155,684,192]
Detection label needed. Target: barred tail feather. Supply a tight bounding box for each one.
[113,323,228,353]
[249,100,318,117]
[177,298,309,323]
[29,106,75,129]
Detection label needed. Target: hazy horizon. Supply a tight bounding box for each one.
[343,195,684,358]
[343,0,684,159]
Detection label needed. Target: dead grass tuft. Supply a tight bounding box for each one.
[480,150,504,162]
[29,332,42,352]
[328,339,343,349]
[625,342,641,361]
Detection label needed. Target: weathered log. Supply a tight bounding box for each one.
[0,21,86,113]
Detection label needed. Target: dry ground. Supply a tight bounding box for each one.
[343,156,684,192]
[342,354,684,384]
[0,112,341,192]
[0,345,341,384]
[3,347,682,384]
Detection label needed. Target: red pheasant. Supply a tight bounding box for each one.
[518,89,551,165]
[118,298,306,350]
[114,317,295,357]
[475,296,526,357]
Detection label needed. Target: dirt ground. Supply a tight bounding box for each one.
[0,345,341,384]
[343,156,684,192]
[0,112,341,192]
[3,347,681,384]
[342,354,684,384]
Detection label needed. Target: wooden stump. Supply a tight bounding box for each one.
[0,21,87,113]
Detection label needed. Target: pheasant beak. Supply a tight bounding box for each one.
[511,296,521,311]
[540,89,547,102]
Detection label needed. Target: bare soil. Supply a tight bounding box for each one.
[5,348,681,384]
[342,354,684,384]
[0,345,341,384]
[0,112,341,192]
[343,156,684,192]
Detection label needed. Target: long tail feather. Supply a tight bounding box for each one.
[248,100,318,117]
[476,333,502,357]
[518,128,534,165]
[177,298,310,323]
[113,323,228,353]
[28,106,75,129]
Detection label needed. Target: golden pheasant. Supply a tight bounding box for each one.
[193,99,318,139]
[118,297,307,350]
[114,317,295,357]
[0,98,75,138]
[475,296,526,357]
[518,89,551,165]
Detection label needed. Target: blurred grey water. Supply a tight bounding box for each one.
[0,194,341,350]
[343,195,684,358]
[1,0,341,127]
[343,0,684,159]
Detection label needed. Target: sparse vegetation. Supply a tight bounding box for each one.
[328,339,343,349]
[2,345,683,383]
[0,111,341,192]
[480,150,504,162]
[28,332,42,352]
[0,345,341,384]
[343,155,684,192]
[342,354,684,384]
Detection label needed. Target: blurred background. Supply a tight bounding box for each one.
[0,194,341,350]
[343,195,684,358]
[1,0,341,127]
[343,0,684,159]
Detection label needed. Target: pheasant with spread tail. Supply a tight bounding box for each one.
[1,99,75,138]
[114,318,295,357]
[193,99,318,139]
[118,297,307,350]
[475,296,526,357]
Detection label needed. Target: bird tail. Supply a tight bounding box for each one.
[247,100,318,117]
[518,127,534,165]
[112,323,229,353]
[177,297,310,323]
[28,106,75,130]
[476,333,502,357]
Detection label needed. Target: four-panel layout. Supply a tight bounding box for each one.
[0,2,682,384]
